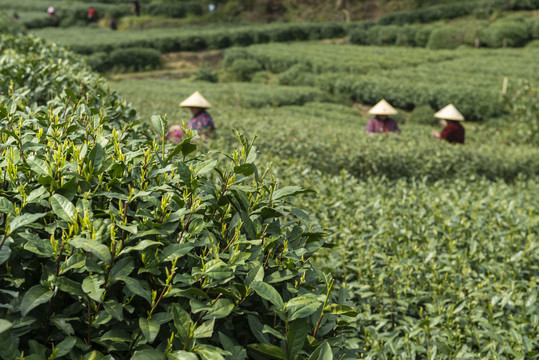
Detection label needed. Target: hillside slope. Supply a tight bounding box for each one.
[208,0,463,22]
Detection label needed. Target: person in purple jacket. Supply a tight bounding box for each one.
[365,99,401,135]
[180,91,215,135]
[166,91,216,143]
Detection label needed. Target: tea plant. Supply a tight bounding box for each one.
[0,33,357,359]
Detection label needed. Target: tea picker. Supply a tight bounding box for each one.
[431,104,465,144]
[365,99,401,135]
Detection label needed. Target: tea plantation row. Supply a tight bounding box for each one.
[111,78,539,182]
[279,168,539,359]
[222,43,539,121]
[0,34,356,359]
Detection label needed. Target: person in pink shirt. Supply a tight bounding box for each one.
[365,99,401,135]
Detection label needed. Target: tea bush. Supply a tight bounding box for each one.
[0,11,25,34]
[348,28,368,45]
[145,2,203,18]
[278,64,316,87]
[406,104,438,126]
[109,47,162,72]
[225,59,263,82]
[480,19,531,47]
[414,24,440,47]
[395,24,422,47]
[15,11,59,29]
[28,21,360,58]
[426,22,487,49]
[366,25,400,46]
[0,32,358,360]
[85,47,162,73]
[529,17,539,39]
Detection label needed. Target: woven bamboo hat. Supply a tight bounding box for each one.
[434,104,464,121]
[368,99,398,115]
[180,91,212,109]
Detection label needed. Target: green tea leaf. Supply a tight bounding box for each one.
[103,300,123,321]
[139,317,160,343]
[118,277,152,304]
[50,317,74,336]
[0,332,20,360]
[161,244,195,262]
[308,342,333,360]
[287,320,309,360]
[172,304,192,341]
[194,160,217,176]
[196,345,228,360]
[0,197,15,214]
[27,157,49,176]
[250,281,284,309]
[82,275,105,303]
[53,336,76,358]
[26,186,48,204]
[167,350,198,360]
[21,285,54,316]
[525,292,537,309]
[152,312,173,325]
[0,238,12,266]
[51,193,78,223]
[204,259,234,282]
[245,263,264,286]
[323,304,357,317]
[9,213,46,234]
[132,349,166,360]
[0,319,13,335]
[272,186,312,201]
[88,143,105,173]
[234,163,255,176]
[53,276,85,298]
[288,302,321,322]
[109,257,135,280]
[247,343,286,360]
[152,115,165,135]
[202,299,234,320]
[262,325,285,340]
[98,329,131,343]
[70,237,111,264]
[56,177,78,201]
[119,240,163,255]
[117,223,138,235]
[194,318,215,339]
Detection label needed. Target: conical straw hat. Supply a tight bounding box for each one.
[434,104,464,121]
[180,91,212,108]
[368,99,398,115]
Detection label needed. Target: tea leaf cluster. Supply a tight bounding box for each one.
[0,33,356,359]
